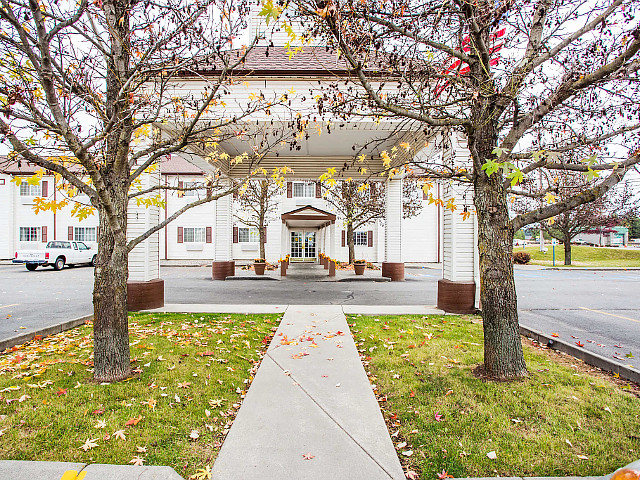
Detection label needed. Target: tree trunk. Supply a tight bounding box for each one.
[564,237,572,265]
[259,226,266,259]
[471,133,528,380]
[346,223,355,264]
[93,186,131,382]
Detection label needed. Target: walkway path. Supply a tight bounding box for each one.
[210,304,406,479]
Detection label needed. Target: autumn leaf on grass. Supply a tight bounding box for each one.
[190,430,200,440]
[434,412,443,422]
[437,470,453,479]
[79,438,99,451]
[125,415,143,427]
[190,466,212,480]
[129,456,144,466]
[57,388,68,396]
[113,430,126,440]
[178,381,192,389]
[94,420,106,429]
[136,446,147,453]
[302,453,315,460]
[406,471,419,480]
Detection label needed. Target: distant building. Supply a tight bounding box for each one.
[575,226,629,247]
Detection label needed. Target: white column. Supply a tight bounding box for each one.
[214,186,233,261]
[441,130,480,308]
[384,176,403,263]
[128,161,161,282]
[329,222,336,259]
[281,222,288,258]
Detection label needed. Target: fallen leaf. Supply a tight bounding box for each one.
[401,450,413,457]
[113,430,126,440]
[94,420,106,429]
[434,412,443,422]
[79,438,99,451]
[487,450,497,460]
[302,453,315,460]
[406,471,420,480]
[576,341,584,347]
[190,466,212,480]
[125,415,143,427]
[577,454,589,460]
[136,446,147,453]
[437,470,453,479]
[190,430,200,440]
[56,388,68,396]
[129,455,144,466]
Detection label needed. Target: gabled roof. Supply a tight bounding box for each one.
[187,46,393,77]
[281,205,336,228]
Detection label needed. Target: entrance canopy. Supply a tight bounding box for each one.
[281,205,336,229]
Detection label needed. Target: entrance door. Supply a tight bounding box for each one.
[290,231,316,260]
[304,232,316,259]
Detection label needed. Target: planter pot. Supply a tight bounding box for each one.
[280,261,287,277]
[328,260,336,277]
[354,264,366,275]
[254,263,266,275]
[323,258,329,270]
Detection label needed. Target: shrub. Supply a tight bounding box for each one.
[254,258,266,263]
[353,259,366,264]
[512,251,531,264]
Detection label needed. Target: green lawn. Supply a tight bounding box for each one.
[516,245,640,267]
[0,312,281,479]
[349,314,640,480]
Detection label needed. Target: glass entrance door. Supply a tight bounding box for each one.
[290,231,316,260]
[304,232,316,259]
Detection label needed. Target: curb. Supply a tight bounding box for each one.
[519,324,640,384]
[0,314,93,352]
[543,267,640,271]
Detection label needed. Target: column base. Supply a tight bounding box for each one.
[381,262,404,281]
[437,279,476,314]
[127,279,164,312]
[212,261,235,280]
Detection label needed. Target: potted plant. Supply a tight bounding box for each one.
[254,258,266,275]
[353,259,366,275]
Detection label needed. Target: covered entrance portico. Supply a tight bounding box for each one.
[280,206,336,262]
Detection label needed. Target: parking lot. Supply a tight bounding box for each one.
[0,263,638,369]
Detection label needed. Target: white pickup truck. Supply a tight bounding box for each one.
[14,240,97,271]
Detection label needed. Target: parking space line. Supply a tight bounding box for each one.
[0,304,18,309]
[579,306,640,324]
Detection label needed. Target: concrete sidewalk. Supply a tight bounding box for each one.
[211,304,405,479]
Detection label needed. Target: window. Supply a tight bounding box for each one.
[74,227,97,242]
[183,227,206,243]
[19,182,41,196]
[354,231,368,246]
[238,227,259,243]
[183,181,200,197]
[293,182,316,198]
[20,227,40,242]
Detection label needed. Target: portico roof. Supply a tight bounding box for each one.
[281,205,336,229]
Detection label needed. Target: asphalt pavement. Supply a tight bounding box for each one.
[0,263,638,370]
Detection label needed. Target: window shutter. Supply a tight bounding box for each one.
[68,226,74,240]
[423,188,428,200]
[342,230,346,247]
[233,226,239,243]
[177,227,183,243]
[206,227,212,243]
[41,180,48,197]
[315,182,321,198]
[177,181,184,198]
[286,182,292,198]
[41,226,48,243]
[367,230,373,247]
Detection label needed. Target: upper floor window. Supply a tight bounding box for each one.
[19,226,40,242]
[354,231,369,246]
[74,227,97,243]
[238,227,259,243]
[182,181,200,197]
[293,182,316,198]
[20,182,41,197]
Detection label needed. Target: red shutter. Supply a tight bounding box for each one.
[341,230,346,247]
[177,181,184,197]
[423,188,428,200]
[41,181,48,197]
[315,182,321,198]
[68,226,74,240]
[41,226,48,243]
[233,226,239,243]
[177,227,183,243]
[206,227,212,243]
[367,230,373,247]
[286,182,292,198]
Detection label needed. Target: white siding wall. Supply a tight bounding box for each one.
[0,174,99,259]
[402,194,441,263]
